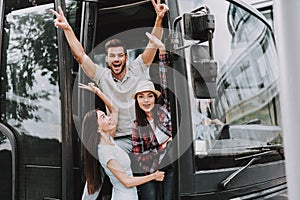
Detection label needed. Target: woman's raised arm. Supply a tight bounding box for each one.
[78,82,119,136]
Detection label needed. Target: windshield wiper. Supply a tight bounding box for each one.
[243,118,261,125]
[219,150,273,190]
[235,150,274,161]
[247,144,284,159]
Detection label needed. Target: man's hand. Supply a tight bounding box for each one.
[151,0,169,19]
[49,6,70,30]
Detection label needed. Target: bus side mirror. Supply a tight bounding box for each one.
[171,5,218,98]
[191,45,218,98]
[183,6,217,98]
[183,12,215,41]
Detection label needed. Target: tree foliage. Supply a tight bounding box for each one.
[2,6,58,126]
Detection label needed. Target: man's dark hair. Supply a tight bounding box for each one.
[105,39,127,54]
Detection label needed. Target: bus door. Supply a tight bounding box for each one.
[75,0,175,198]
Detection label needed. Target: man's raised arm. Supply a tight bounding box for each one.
[50,6,96,80]
[142,0,169,66]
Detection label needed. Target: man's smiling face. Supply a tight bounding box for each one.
[106,46,128,80]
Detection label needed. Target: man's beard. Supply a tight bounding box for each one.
[111,64,126,76]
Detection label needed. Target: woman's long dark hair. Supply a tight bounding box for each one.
[82,110,102,194]
[134,92,160,127]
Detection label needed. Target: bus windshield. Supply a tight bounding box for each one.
[178,0,283,170]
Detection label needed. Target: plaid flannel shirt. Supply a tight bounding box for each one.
[132,104,172,174]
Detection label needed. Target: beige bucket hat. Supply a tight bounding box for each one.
[132,80,161,99]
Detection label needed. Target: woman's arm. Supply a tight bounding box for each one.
[78,83,119,136]
[107,159,164,188]
[50,6,96,80]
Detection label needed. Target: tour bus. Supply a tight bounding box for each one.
[0,0,287,199]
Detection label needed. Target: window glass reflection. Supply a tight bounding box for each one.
[0,4,61,140]
[178,0,282,169]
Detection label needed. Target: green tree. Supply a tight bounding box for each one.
[2,6,58,125]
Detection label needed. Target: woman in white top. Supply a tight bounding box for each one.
[79,83,165,200]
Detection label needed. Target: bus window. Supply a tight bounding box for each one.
[0,2,63,199]
[1,0,83,198]
[1,3,61,140]
[252,0,274,29]
[177,0,283,170]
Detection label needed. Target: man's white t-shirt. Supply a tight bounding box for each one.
[93,55,148,138]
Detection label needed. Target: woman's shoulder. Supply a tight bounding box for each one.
[98,144,118,163]
[98,144,116,152]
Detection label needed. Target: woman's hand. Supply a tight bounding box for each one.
[145,32,165,50]
[49,6,70,30]
[153,170,165,181]
[161,137,172,149]
[78,82,99,94]
[210,119,224,126]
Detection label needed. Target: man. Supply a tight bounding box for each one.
[50,0,168,153]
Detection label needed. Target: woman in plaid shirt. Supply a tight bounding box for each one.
[131,80,174,200]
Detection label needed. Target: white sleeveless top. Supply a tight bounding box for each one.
[98,141,138,200]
